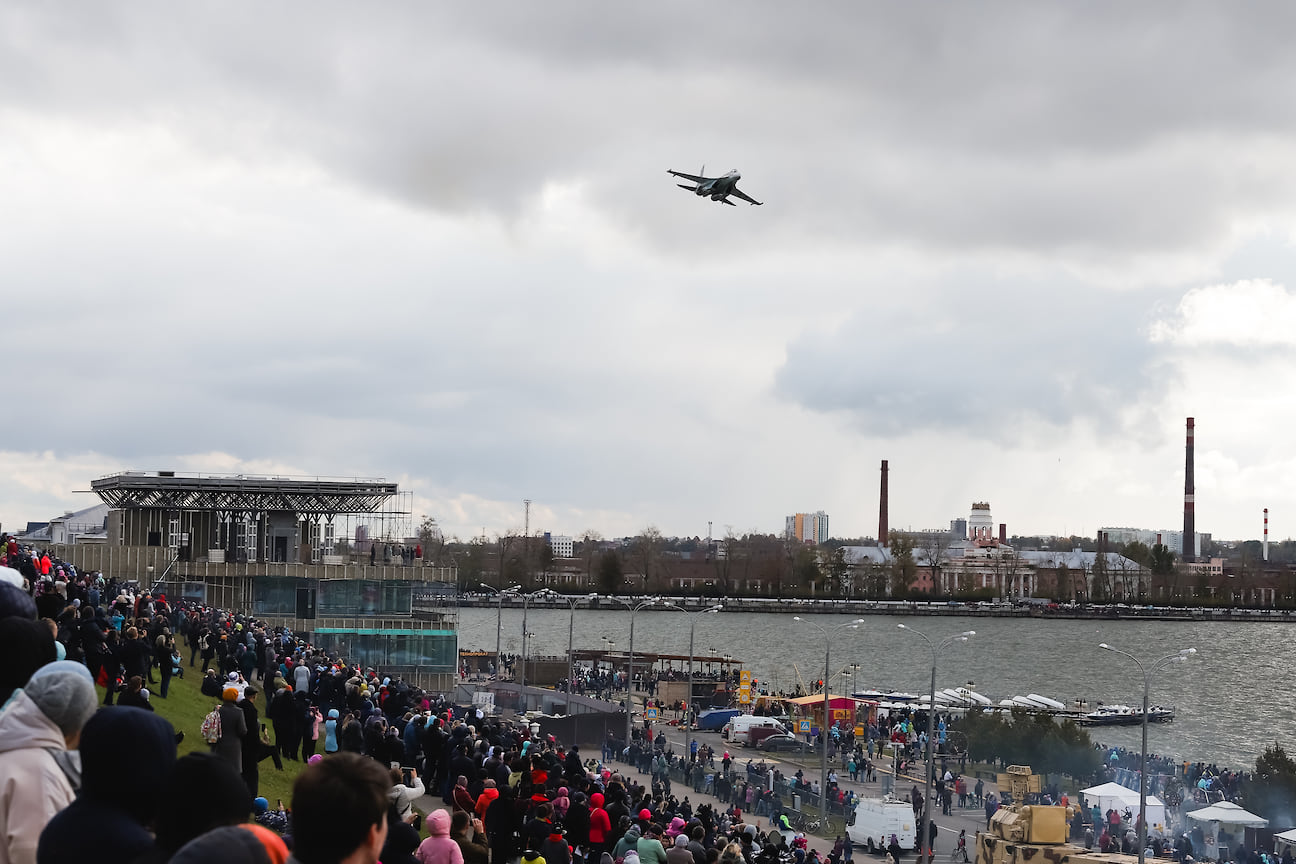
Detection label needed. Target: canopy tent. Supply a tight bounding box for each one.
[1080,782,1168,835]
[1187,802,1269,828]
[1272,828,1296,854]
[1187,802,1269,859]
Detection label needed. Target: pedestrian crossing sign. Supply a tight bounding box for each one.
[646,707,658,719]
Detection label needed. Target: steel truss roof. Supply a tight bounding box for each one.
[92,472,400,515]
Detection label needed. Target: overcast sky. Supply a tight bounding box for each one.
[5,3,1296,544]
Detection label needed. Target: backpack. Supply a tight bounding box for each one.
[201,707,222,744]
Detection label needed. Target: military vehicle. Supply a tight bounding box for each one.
[975,766,1138,864]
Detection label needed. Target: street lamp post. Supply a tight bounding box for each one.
[662,602,723,770]
[794,616,865,827]
[540,590,598,709]
[898,624,975,861]
[1099,643,1196,864]
[480,582,520,679]
[612,597,663,748]
[518,588,551,690]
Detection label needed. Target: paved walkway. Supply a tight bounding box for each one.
[415,687,995,860]
[648,722,991,857]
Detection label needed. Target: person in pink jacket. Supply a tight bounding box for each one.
[416,809,465,864]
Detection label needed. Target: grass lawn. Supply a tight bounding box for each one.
[95,668,306,807]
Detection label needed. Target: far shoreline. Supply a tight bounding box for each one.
[458,594,1294,623]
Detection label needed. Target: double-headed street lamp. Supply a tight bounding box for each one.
[661,602,723,766]
[518,588,553,689]
[1099,643,1196,864]
[612,596,664,746]
[898,624,975,861]
[538,590,598,708]
[794,616,865,825]
[480,582,520,679]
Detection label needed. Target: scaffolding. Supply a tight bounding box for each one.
[91,471,412,563]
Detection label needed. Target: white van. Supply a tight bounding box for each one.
[845,796,917,854]
[721,715,787,744]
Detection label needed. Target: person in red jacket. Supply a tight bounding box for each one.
[588,792,612,856]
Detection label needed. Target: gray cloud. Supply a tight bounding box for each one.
[5,3,1296,538]
[9,3,1296,257]
[773,268,1175,444]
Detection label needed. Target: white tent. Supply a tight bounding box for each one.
[1187,802,1269,828]
[1187,802,1269,859]
[1271,828,1296,854]
[1080,782,1168,834]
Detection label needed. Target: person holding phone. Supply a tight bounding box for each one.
[390,764,425,824]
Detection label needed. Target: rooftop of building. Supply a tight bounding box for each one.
[91,470,402,515]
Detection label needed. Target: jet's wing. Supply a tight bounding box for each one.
[729,186,763,206]
[667,169,708,183]
[721,197,736,206]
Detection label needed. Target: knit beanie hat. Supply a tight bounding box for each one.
[0,617,56,702]
[24,660,97,736]
[170,824,288,864]
[0,581,36,620]
[0,566,23,589]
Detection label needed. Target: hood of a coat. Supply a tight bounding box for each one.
[80,706,176,821]
[0,690,66,753]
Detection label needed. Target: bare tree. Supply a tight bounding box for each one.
[629,526,663,594]
[918,531,952,594]
[418,515,446,565]
[579,529,603,590]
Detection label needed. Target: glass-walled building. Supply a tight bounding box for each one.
[253,576,457,690]
[49,470,461,693]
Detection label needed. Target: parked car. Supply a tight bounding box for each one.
[758,734,808,752]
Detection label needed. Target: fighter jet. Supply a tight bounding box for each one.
[667,165,763,206]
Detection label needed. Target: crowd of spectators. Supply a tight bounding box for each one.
[1,537,845,864]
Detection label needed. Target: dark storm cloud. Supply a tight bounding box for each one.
[6,2,1296,537]
[8,3,1296,257]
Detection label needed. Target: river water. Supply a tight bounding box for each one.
[456,607,1286,770]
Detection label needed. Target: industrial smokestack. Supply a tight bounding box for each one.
[879,460,889,547]
[1264,508,1270,562]
[1184,417,1195,562]
[999,523,1006,545]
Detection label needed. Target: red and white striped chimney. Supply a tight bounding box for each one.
[1264,508,1270,562]
[1183,417,1195,562]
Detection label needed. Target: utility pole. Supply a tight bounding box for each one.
[523,499,531,589]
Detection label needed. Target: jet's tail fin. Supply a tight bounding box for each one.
[700,164,705,178]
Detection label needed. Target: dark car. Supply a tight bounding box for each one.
[758,734,808,752]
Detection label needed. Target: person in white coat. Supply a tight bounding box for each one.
[0,660,99,864]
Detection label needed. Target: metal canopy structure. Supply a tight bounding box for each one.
[92,471,400,515]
